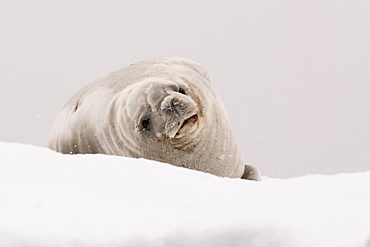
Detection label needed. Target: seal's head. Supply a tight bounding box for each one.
[124,78,203,148]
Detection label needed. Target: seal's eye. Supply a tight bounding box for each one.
[141,119,151,131]
[178,87,186,95]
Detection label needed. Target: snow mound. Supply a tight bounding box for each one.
[0,142,369,247]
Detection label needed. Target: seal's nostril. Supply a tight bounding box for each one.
[170,98,181,107]
[168,98,180,115]
[178,87,186,95]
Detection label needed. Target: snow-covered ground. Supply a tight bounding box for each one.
[1,142,369,247]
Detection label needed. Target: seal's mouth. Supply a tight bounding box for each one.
[176,114,198,136]
[157,114,199,144]
[181,114,198,128]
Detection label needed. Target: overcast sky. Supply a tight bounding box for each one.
[1,0,369,178]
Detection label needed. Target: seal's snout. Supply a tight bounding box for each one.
[161,97,186,117]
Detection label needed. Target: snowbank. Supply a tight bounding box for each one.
[0,142,369,247]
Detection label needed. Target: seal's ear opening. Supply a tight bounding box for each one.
[241,165,261,181]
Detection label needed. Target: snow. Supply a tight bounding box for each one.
[1,142,369,247]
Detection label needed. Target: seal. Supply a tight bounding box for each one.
[48,57,260,180]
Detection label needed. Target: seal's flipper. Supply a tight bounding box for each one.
[241,165,261,181]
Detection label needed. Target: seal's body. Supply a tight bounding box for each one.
[48,57,260,180]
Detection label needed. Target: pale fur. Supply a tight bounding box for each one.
[48,57,260,179]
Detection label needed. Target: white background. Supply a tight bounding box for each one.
[1,0,369,178]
